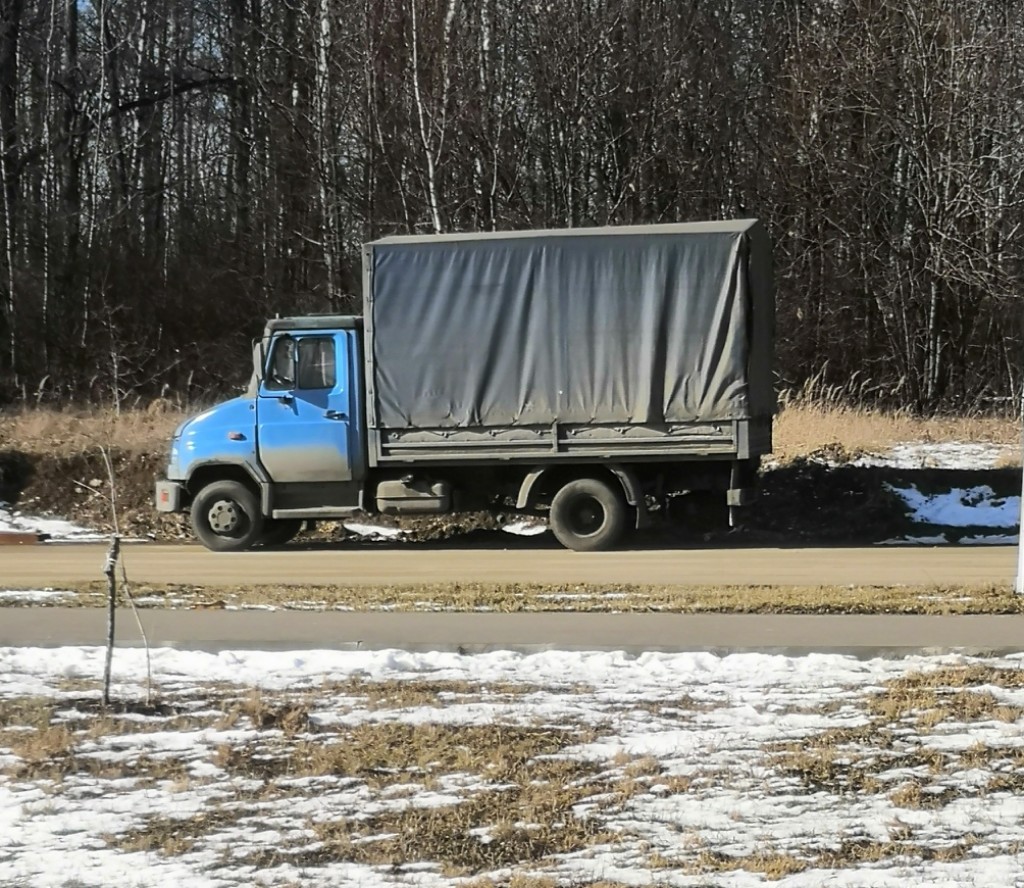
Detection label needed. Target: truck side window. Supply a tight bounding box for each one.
[266,337,296,391]
[297,337,336,390]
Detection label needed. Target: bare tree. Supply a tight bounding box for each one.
[0,0,1021,412]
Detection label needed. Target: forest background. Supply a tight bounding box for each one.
[0,0,1021,414]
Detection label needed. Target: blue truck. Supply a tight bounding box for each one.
[155,220,775,552]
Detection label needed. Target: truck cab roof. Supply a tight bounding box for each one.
[264,314,362,334]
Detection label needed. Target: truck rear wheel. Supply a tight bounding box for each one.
[549,478,627,552]
[190,480,264,552]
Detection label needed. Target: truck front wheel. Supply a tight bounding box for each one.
[190,480,264,552]
[549,478,627,552]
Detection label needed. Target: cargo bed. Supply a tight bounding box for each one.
[362,220,774,468]
[371,417,771,463]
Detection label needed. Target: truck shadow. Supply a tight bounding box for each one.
[741,460,1020,548]
[275,532,566,553]
[272,461,1020,552]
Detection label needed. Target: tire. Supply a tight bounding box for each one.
[190,480,264,552]
[549,477,627,552]
[259,518,304,548]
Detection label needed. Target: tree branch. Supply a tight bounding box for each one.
[14,73,239,178]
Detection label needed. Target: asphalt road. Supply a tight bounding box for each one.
[0,542,1016,587]
[2,608,1023,656]
[3,544,1019,653]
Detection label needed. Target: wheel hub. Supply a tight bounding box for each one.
[570,500,604,536]
[208,499,242,534]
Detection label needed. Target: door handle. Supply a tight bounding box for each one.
[325,410,347,420]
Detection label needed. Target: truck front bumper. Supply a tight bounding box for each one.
[155,480,185,513]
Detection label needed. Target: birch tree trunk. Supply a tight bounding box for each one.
[0,0,23,385]
[408,0,459,234]
[313,0,338,303]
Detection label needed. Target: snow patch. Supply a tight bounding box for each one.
[961,533,1019,545]
[888,484,1020,529]
[0,589,77,603]
[501,520,548,537]
[854,441,1015,470]
[342,522,406,539]
[0,503,106,542]
[876,534,948,546]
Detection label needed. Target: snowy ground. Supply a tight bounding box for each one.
[851,441,1017,471]
[2,647,1024,887]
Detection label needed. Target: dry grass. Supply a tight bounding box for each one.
[217,721,604,786]
[323,676,553,709]
[888,664,1024,690]
[774,399,1018,464]
[208,679,555,732]
[461,877,564,888]
[100,682,712,876]
[112,712,692,876]
[816,838,977,867]
[3,725,191,783]
[687,831,979,875]
[691,849,809,879]
[0,696,54,731]
[620,695,721,719]
[3,398,1017,463]
[111,806,241,856]
[215,690,312,734]
[868,674,1024,727]
[768,719,955,800]
[766,662,1024,821]
[0,694,207,782]
[311,783,623,875]
[0,404,190,457]
[771,744,884,795]
[958,743,1024,773]
[3,724,75,769]
[12,579,1022,615]
[889,780,957,810]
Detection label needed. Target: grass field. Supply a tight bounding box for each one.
[3,646,1024,887]
[2,580,1022,615]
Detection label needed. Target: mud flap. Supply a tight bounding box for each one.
[726,487,755,528]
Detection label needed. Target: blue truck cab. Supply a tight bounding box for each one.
[157,316,368,550]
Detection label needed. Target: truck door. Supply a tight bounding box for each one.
[256,331,361,484]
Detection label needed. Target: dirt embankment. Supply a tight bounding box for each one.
[0,447,190,540]
[2,442,1020,547]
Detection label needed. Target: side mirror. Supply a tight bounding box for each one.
[251,339,265,383]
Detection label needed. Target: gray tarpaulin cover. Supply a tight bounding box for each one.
[366,220,774,429]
